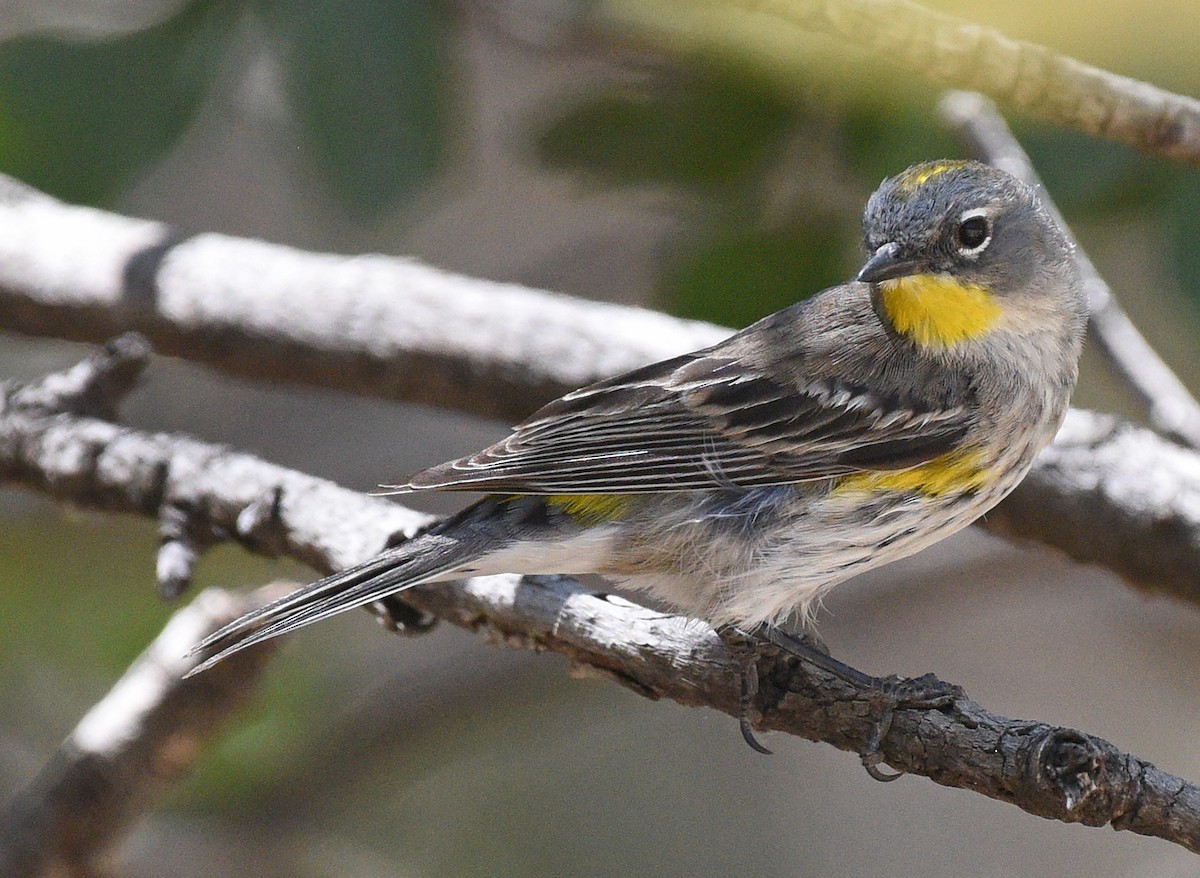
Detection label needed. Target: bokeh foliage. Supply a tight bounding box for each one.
[534,43,1200,328]
[0,0,448,212]
[0,0,1196,321]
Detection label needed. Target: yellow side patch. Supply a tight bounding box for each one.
[546,494,633,524]
[878,274,1002,349]
[893,160,971,194]
[835,447,994,497]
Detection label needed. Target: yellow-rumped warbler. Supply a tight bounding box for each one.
[194,160,1086,673]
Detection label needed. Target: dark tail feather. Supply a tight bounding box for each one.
[186,533,478,675]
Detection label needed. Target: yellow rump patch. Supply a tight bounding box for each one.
[878,274,1001,349]
[835,447,994,498]
[893,160,972,194]
[546,494,633,524]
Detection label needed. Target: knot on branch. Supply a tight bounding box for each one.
[157,486,294,601]
[235,485,289,556]
[1032,727,1103,812]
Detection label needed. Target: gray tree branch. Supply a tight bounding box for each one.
[0,175,726,424]
[1,340,1200,855]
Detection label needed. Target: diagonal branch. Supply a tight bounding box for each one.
[940,90,1200,449]
[1,343,1199,854]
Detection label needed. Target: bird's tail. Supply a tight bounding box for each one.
[187,525,487,675]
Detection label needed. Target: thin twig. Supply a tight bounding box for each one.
[940,90,1200,449]
[3,333,151,420]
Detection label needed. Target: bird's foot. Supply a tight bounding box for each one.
[858,673,963,781]
[724,624,965,780]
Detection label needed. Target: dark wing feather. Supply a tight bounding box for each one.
[400,353,970,494]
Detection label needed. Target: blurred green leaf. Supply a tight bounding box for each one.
[0,514,168,672]
[662,218,852,328]
[1166,173,1200,312]
[1022,127,1177,215]
[0,0,240,204]
[536,68,798,195]
[0,509,319,802]
[265,0,448,213]
[841,99,958,186]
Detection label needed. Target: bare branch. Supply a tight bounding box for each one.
[403,576,1200,854]
[1,346,1200,852]
[0,586,286,878]
[940,90,1200,449]
[0,176,727,423]
[603,0,1200,170]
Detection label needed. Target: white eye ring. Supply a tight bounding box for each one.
[955,208,992,256]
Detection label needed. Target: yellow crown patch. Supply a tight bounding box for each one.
[892,160,972,195]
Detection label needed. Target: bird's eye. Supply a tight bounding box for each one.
[956,214,991,252]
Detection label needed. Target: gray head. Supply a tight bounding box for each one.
[857,160,1077,303]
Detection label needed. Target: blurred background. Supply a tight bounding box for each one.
[2,0,1200,874]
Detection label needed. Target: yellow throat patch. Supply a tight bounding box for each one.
[835,447,994,497]
[878,274,1001,349]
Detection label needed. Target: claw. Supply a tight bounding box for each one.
[717,627,773,755]
[859,694,905,781]
[861,754,906,782]
[738,658,773,754]
[740,717,773,755]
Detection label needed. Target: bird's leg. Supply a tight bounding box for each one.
[753,624,962,706]
[751,625,878,689]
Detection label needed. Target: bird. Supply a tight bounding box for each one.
[191,159,1086,680]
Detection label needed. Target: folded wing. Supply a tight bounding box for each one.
[399,353,972,494]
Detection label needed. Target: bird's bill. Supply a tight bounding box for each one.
[856,242,926,284]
